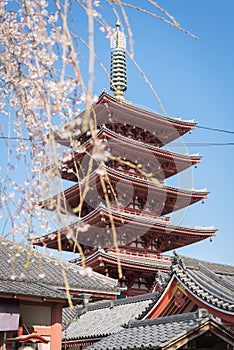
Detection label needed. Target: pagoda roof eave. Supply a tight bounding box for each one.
[63,165,209,197]
[33,204,217,252]
[39,203,218,235]
[48,126,202,182]
[98,91,197,127]
[40,165,209,214]
[72,249,172,271]
[59,126,202,162]
[146,253,234,320]
[70,203,218,234]
[54,91,196,147]
[80,91,197,130]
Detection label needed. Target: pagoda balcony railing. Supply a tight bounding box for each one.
[110,206,170,223]
[108,248,173,262]
[110,164,164,184]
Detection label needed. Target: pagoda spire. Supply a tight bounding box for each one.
[110,22,127,100]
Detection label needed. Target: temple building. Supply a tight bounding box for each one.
[33,23,217,297]
[62,254,234,349]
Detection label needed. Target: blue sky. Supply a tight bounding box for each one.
[1,1,233,265]
[124,1,234,265]
[90,1,234,265]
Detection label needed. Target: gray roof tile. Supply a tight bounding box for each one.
[63,254,234,343]
[171,254,234,312]
[82,249,171,270]
[0,237,120,300]
[84,310,234,350]
[0,279,66,298]
[62,292,159,340]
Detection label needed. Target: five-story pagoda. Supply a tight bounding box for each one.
[33,23,217,297]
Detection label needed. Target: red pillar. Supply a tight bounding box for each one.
[51,303,62,350]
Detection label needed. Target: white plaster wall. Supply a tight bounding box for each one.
[38,337,50,350]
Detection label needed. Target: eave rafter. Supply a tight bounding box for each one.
[33,205,216,254]
[72,249,172,272]
[54,91,196,148]
[49,127,201,182]
[40,166,208,217]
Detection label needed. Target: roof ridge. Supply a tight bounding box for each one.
[85,292,159,311]
[198,263,234,291]
[172,258,234,310]
[177,254,234,271]
[127,309,211,328]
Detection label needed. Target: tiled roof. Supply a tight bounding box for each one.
[81,249,172,270]
[46,165,208,216]
[62,292,159,341]
[41,203,216,238]
[171,254,234,313]
[97,91,196,126]
[84,309,234,350]
[62,254,234,344]
[0,237,120,300]
[66,126,201,161]
[34,204,216,255]
[0,279,66,299]
[54,92,196,150]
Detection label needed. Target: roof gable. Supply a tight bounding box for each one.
[148,254,234,321]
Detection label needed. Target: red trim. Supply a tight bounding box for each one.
[84,253,171,271]
[58,127,201,182]
[44,166,208,217]
[98,92,196,129]
[10,333,50,344]
[20,334,49,344]
[147,279,176,319]
[147,277,234,326]
[51,303,62,350]
[185,289,234,325]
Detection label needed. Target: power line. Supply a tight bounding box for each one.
[0,135,233,147]
[0,122,234,147]
[0,136,30,141]
[197,125,234,134]
[170,142,234,147]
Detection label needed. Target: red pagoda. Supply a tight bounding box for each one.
[34,23,216,297]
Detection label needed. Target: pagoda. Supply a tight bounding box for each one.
[33,23,216,297]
